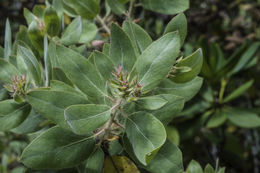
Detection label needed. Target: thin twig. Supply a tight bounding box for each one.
[96,15,111,34]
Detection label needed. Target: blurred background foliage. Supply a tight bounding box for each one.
[1,0,260,173]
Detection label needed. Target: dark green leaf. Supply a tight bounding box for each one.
[110,24,137,72]
[206,110,227,128]
[44,7,60,37]
[155,77,203,101]
[126,112,166,165]
[106,0,126,16]
[122,21,152,55]
[0,58,20,83]
[0,100,31,131]
[136,95,168,111]
[56,45,107,103]
[225,107,260,128]
[142,0,189,15]
[21,126,95,169]
[61,16,82,45]
[136,32,180,91]
[65,104,111,135]
[79,20,98,43]
[85,148,104,173]
[26,90,89,129]
[164,13,187,45]
[186,160,203,173]
[171,49,203,83]
[64,0,100,19]
[145,140,183,173]
[223,80,254,103]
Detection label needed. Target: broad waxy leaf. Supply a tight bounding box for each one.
[146,140,183,173]
[142,0,189,15]
[26,90,89,129]
[92,51,114,81]
[64,0,100,19]
[136,95,168,111]
[103,156,140,173]
[223,80,254,103]
[171,49,203,83]
[65,104,111,135]
[50,80,82,96]
[44,6,60,37]
[186,160,203,173]
[110,24,137,72]
[155,77,203,101]
[52,67,74,86]
[122,21,152,55]
[0,58,20,83]
[149,94,184,124]
[79,20,98,43]
[164,13,187,45]
[136,32,180,91]
[85,148,104,173]
[4,19,12,60]
[126,112,166,165]
[21,126,95,169]
[106,0,126,16]
[11,109,44,134]
[17,45,43,85]
[56,45,107,103]
[225,107,260,128]
[61,16,82,45]
[0,100,31,131]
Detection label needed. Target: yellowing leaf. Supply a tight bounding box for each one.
[103,156,140,173]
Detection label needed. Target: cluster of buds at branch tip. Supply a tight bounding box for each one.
[4,75,28,98]
[110,66,143,100]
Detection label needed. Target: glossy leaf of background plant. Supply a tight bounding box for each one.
[136,32,180,91]
[21,126,95,169]
[126,112,166,165]
[225,108,260,128]
[185,160,203,173]
[223,80,254,103]
[65,104,111,135]
[142,0,189,15]
[0,100,31,131]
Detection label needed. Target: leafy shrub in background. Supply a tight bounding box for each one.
[0,0,221,173]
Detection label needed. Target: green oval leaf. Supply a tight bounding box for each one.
[110,24,137,72]
[0,100,31,131]
[126,112,166,165]
[65,104,111,135]
[164,13,187,45]
[136,32,180,91]
[44,6,61,37]
[136,95,168,111]
[21,126,95,169]
[61,16,82,45]
[171,48,203,83]
[26,90,89,129]
[0,58,20,83]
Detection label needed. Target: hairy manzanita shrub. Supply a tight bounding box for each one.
[0,1,218,173]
